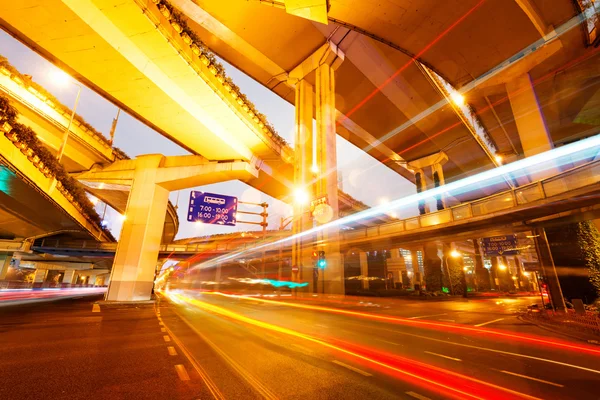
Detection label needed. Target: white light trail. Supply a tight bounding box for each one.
[192,134,600,271]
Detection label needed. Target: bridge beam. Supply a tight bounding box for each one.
[0,255,11,280]
[85,154,258,302]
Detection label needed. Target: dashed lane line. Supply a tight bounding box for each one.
[407,313,448,319]
[175,364,191,381]
[424,351,462,362]
[475,318,505,327]
[332,360,373,377]
[406,391,431,400]
[373,338,401,346]
[498,370,564,387]
[167,346,178,356]
[163,335,171,342]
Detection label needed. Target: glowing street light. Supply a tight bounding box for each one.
[494,154,503,164]
[498,264,507,271]
[49,68,82,162]
[450,92,465,106]
[293,188,309,205]
[450,250,461,258]
[310,164,319,174]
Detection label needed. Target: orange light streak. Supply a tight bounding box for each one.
[166,292,539,400]
[192,290,600,357]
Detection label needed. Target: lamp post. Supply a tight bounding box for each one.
[50,69,82,163]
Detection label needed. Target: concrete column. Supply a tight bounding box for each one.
[107,155,170,301]
[431,162,446,211]
[315,62,343,294]
[359,252,369,290]
[62,270,76,286]
[33,269,47,287]
[423,243,442,292]
[506,74,556,182]
[414,169,429,215]
[291,79,315,292]
[533,227,566,312]
[0,255,11,280]
[472,239,490,291]
[88,275,97,287]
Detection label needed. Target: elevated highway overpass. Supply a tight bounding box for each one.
[0,61,180,243]
[1,0,598,301]
[0,0,295,199]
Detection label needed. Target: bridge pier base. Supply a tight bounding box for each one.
[0,255,11,280]
[107,156,170,302]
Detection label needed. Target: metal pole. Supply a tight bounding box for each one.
[57,84,81,162]
[101,202,108,222]
[261,203,268,280]
[445,256,454,295]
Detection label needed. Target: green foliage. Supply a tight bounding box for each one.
[577,221,600,296]
[156,0,290,148]
[0,54,128,160]
[1,93,114,240]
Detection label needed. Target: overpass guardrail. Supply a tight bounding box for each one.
[343,158,600,241]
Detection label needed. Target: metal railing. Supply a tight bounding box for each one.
[36,239,273,253]
[526,309,600,335]
[344,158,600,241]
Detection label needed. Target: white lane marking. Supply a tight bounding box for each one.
[475,318,505,327]
[332,360,373,377]
[374,338,401,346]
[424,351,462,362]
[315,324,327,328]
[92,303,100,313]
[438,319,456,322]
[161,327,167,332]
[370,325,600,375]
[175,364,190,381]
[499,370,564,387]
[167,346,178,356]
[405,391,431,400]
[163,335,171,342]
[408,313,448,319]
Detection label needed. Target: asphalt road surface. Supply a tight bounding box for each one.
[158,290,600,400]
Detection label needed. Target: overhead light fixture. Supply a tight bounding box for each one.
[450,92,465,106]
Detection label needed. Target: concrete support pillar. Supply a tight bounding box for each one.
[291,79,315,292]
[88,275,97,287]
[62,270,76,286]
[533,227,566,312]
[506,74,556,182]
[107,156,170,301]
[359,252,369,290]
[410,249,422,275]
[315,61,343,294]
[414,169,429,215]
[472,239,490,291]
[0,255,11,280]
[431,162,446,211]
[409,152,448,214]
[33,269,47,287]
[423,243,442,292]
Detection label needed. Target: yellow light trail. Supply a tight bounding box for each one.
[166,291,540,400]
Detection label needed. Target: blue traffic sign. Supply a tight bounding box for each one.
[481,234,518,256]
[187,191,237,226]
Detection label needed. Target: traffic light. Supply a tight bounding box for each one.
[317,251,326,269]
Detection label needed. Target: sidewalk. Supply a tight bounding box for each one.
[0,295,211,400]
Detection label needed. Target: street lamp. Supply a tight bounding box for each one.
[293,188,309,205]
[450,92,465,106]
[49,68,82,162]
